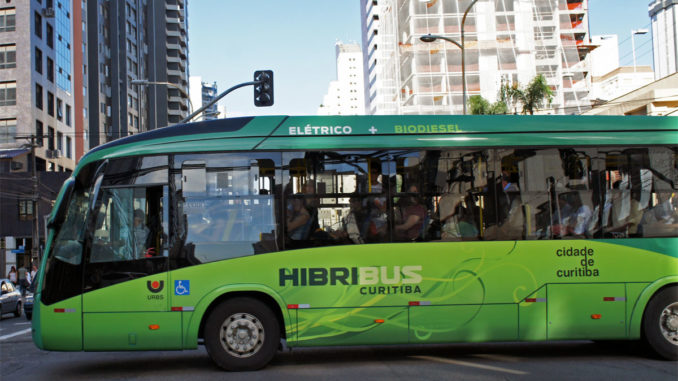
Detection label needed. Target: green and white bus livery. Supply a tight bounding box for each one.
[33,115,678,370]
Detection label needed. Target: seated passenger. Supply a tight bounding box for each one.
[639,193,678,237]
[606,189,644,237]
[394,185,427,241]
[286,197,312,241]
[552,192,592,238]
[330,196,366,244]
[363,196,388,242]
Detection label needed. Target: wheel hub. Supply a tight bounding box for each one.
[219,312,264,358]
[660,302,678,345]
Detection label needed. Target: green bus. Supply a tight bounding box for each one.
[33,115,678,370]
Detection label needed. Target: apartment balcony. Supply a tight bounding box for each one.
[167,108,184,117]
[166,41,181,51]
[536,55,559,66]
[535,36,559,47]
[166,3,181,12]
[166,29,181,38]
[560,22,586,33]
[166,15,181,24]
[166,54,182,64]
[560,0,584,11]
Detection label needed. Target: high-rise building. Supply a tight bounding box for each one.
[318,42,365,115]
[361,0,593,115]
[189,76,219,121]
[85,0,189,148]
[649,0,678,80]
[0,0,82,172]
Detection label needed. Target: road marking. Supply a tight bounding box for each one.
[411,355,528,375]
[472,353,521,363]
[0,328,31,341]
[14,322,32,326]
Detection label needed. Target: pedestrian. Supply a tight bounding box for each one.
[17,265,28,296]
[30,265,38,282]
[7,265,17,284]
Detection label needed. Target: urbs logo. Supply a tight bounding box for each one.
[146,280,165,300]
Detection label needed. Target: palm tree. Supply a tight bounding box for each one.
[499,80,522,114]
[468,75,553,115]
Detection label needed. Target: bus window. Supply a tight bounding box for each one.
[390,151,437,242]
[282,151,388,248]
[173,153,281,268]
[483,150,526,240]
[437,149,485,241]
[602,147,678,238]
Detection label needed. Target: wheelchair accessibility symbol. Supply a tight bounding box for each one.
[174,280,190,296]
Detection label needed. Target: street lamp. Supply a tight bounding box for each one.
[631,28,649,72]
[130,79,194,117]
[419,0,478,115]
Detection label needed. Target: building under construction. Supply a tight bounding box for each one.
[361,0,593,115]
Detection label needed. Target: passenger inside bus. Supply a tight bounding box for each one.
[639,193,678,237]
[394,185,427,241]
[552,192,592,238]
[330,195,366,244]
[285,180,323,247]
[485,166,524,240]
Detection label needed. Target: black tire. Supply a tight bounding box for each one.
[204,297,280,371]
[643,286,678,360]
[26,312,32,321]
[14,301,22,318]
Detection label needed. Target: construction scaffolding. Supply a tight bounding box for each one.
[363,0,593,115]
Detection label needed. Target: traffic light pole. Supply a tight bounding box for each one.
[179,71,273,124]
[179,80,259,124]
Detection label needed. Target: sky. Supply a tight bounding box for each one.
[187,1,656,117]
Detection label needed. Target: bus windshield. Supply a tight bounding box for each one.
[49,188,90,265]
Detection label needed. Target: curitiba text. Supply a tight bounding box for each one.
[555,246,600,278]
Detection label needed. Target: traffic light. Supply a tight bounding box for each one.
[253,70,274,107]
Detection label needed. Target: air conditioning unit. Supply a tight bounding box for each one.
[46,149,61,159]
[42,7,55,18]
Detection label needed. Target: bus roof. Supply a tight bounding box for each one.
[80,115,678,170]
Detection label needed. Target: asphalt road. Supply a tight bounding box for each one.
[1,313,677,380]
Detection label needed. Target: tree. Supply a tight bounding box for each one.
[515,75,554,115]
[468,95,508,115]
[468,95,491,115]
[467,74,554,115]
[499,80,522,114]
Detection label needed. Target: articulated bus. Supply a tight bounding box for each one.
[34,115,677,370]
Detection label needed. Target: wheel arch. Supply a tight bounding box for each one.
[628,276,678,338]
[184,284,291,348]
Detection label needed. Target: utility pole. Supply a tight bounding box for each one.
[15,134,48,266]
[30,135,39,265]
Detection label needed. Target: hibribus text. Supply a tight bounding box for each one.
[279,266,423,291]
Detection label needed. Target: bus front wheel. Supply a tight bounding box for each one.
[204,297,280,371]
[643,286,678,360]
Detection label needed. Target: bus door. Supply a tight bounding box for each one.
[81,157,181,350]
